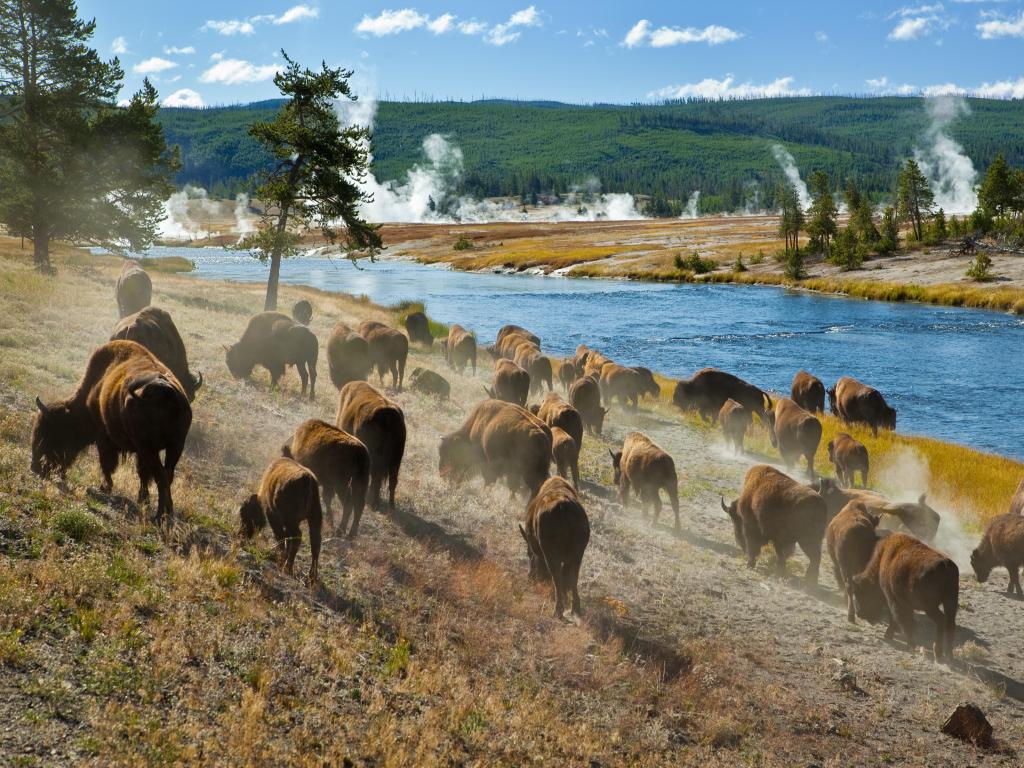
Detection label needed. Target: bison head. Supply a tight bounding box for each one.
[593,407,609,436]
[238,494,266,538]
[30,397,91,480]
[609,450,623,485]
[970,545,994,583]
[827,386,838,415]
[291,299,313,326]
[224,344,253,379]
[720,497,745,551]
[852,574,886,624]
[518,524,548,582]
[635,368,661,399]
[881,405,897,431]
[671,381,694,411]
[437,433,473,483]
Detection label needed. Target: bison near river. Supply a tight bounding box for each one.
[226,312,318,399]
[110,306,202,402]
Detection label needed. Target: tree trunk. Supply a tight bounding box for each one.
[264,250,282,311]
[32,221,51,273]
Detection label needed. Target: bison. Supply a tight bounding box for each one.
[971,513,1024,596]
[486,358,530,407]
[358,320,409,390]
[790,370,825,414]
[611,432,680,531]
[439,399,551,497]
[765,398,822,479]
[600,363,649,411]
[110,306,202,402]
[852,533,959,661]
[446,324,478,375]
[31,340,191,525]
[828,433,869,487]
[514,343,553,394]
[556,359,577,392]
[827,501,882,622]
[497,324,540,348]
[569,375,608,436]
[239,457,322,585]
[550,426,581,491]
[336,381,406,512]
[281,419,370,539]
[326,323,372,390]
[520,477,590,619]
[226,312,318,400]
[673,368,772,423]
[814,478,940,541]
[532,391,584,450]
[409,367,450,400]
[721,465,827,584]
[719,398,752,454]
[116,261,152,318]
[404,310,433,348]
[828,376,896,437]
[291,299,313,325]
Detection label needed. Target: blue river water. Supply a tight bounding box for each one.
[140,246,1024,459]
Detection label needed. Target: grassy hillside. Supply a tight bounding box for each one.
[158,96,1024,211]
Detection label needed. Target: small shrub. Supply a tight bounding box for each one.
[0,629,28,667]
[453,235,473,251]
[966,253,994,282]
[750,250,765,265]
[784,249,806,280]
[674,251,715,274]
[384,638,411,677]
[52,509,103,544]
[72,607,101,643]
[732,256,747,273]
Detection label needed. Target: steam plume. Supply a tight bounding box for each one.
[680,191,701,219]
[914,96,978,215]
[770,144,811,210]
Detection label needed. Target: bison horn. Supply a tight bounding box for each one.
[919,493,927,505]
[193,371,203,390]
[35,396,47,413]
[518,524,529,542]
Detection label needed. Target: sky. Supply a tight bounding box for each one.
[77,0,1024,108]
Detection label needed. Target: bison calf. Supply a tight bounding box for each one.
[116,261,152,318]
[239,458,322,585]
[327,323,372,390]
[971,513,1024,596]
[766,398,822,479]
[791,370,825,414]
[358,320,409,390]
[409,367,450,400]
[827,501,882,622]
[611,432,680,531]
[550,426,580,491]
[828,433,869,487]
[719,398,751,454]
[336,382,406,512]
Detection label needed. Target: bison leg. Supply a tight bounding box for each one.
[649,490,662,525]
[307,516,321,587]
[618,477,631,509]
[567,557,583,617]
[368,469,383,511]
[805,453,815,480]
[96,435,120,494]
[135,456,153,506]
[308,366,316,401]
[1007,564,1022,597]
[889,600,916,650]
[297,363,309,398]
[387,469,398,512]
[923,605,947,661]
[799,536,822,585]
[570,459,580,493]
[666,483,680,532]
[347,480,367,539]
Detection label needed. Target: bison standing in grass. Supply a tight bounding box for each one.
[550,426,580,491]
[487,358,530,407]
[600,363,653,411]
[828,433,869,487]
[532,392,584,450]
[110,306,202,402]
[611,432,681,531]
[853,533,959,661]
[497,324,540,348]
[116,261,152,318]
[520,476,590,619]
[828,376,896,437]
[446,324,478,375]
[673,368,772,424]
[326,323,372,391]
[569,375,608,436]
[282,419,370,539]
[226,312,318,399]
[514,343,553,395]
[358,320,409,390]
[557,359,576,393]
[31,340,191,525]
[239,457,322,585]
[827,501,882,622]
[719,398,751,454]
[404,310,433,348]
[790,370,825,414]
[971,513,1024,596]
[721,465,827,584]
[765,398,822,479]
[336,382,405,512]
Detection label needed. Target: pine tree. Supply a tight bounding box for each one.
[978,153,1014,218]
[806,170,837,253]
[777,184,804,256]
[879,206,900,254]
[897,159,934,242]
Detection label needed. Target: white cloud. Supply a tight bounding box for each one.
[203,19,255,36]
[199,58,279,85]
[164,45,196,55]
[623,19,650,47]
[887,3,951,40]
[974,76,1024,98]
[355,9,428,36]
[428,13,455,33]
[352,6,539,44]
[274,4,319,24]
[458,20,487,35]
[889,16,934,39]
[111,36,127,54]
[133,57,177,74]
[163,88,205,107]
[649,75,810,100]
[622,19,742,47]
[977,11,1024,38]
[815,30,829,43]
[486,6,542,46]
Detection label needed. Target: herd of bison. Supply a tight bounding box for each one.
[24,261,1024,660]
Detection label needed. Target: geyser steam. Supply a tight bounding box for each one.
[914,96,978,215]
[770,144,811,210]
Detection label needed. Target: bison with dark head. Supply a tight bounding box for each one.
[326,322,372,390]
[110,306,202,401]
[116,261,152,318]
[404,310,433,348]
[971,512,1024,596]
[291,299,313,325]
[828,376,896,437]
[673,368,772,423]
[358,320,409,390]
[226,312,318,400]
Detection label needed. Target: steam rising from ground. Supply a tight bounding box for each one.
[770,145,811,209]
[914,96,978,215]
[680,191,701,219]
[161,185,217,240]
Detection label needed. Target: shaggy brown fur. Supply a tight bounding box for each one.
[611,432,681,531]
[239,457,322,585]
[446,324,478,374]
[281,419,370,539]
[828,376,897,437]
[327,322,372,391]
[814,478,940,542]
[408,367,450,400]
[520,477,590,618]
[291,299,313,325]
[791,370,825,414]
[827,501,882,622]
[599,363,647,411]
[486,358,530,407]
[719,398,752,454]
[226,312,318,400]
[493,332,535,361]
[557,359,577,393]
[115,261,152,318]
[569,375,608,436]
[853,533,959,661]
[336,381,406,512]
[404,310,433,348]
[971,513,1024,596]
[110,306,202,401]
[533,391,584,450]
[673,368,772,423]
[496,324,540,348]
[514,343,553,394]
[550,426,580,491]
[765,397,822,479]
[573,344,591,375]
[1010,479,1024,516]
[358,320,409,390]
[828,432,870,487]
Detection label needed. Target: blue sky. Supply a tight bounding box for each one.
[78,1,1024,107]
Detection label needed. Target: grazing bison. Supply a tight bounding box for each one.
[409,367,450,400]
[226,312,318,399]
[765,398,822,479]
[520,477,590,618]
[336,382,406,512]
[239,457,322,585]
[633,367,661,400]
[116,261,152,318]
[31,340,191,525]
[827,501,882,622]
[532,392,584,450]
[721,465,827,584]
[611,432,680,530]
[853,533,959,661]
[569,376,608,436]
[719,398,752,454]
[358,320,409,390]
[828,433,869,487]
[1010,479,1024,516]
[486,358,530,407]
[557,359,577,392]
[550,426,580,491]
[404,310,433,348]
[814,478,940,541]
[791,370,825,414]
[514,343,553,394]
[497,324,540,348]
[828,376,896,437]
[438,399,551,497]
[600,363,647,410]
[291,299,313,325]
[326,323,372,390]
[110,306,202,402]
[673,368,772,423]
[446,324,478,375]
[971,513,1024,596]
[281,419,370,539]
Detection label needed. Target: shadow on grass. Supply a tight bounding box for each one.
[389,502,485,562]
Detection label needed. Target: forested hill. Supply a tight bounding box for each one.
[157,96,1024,213]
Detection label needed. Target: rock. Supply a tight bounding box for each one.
[941,703,993,748]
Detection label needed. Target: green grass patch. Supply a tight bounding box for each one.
[52,508,103,544]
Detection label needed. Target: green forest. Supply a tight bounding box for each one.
[157,96,1024,214]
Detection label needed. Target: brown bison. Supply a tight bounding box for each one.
[557,359,577,392]
[281,419,370,539]
[358,320,409,390]
[291,299,313,325]
[721,465,827,583]
[1010,479,1024,516]
[828,376,896,437]
[493,331,535,361]
[520,477,590,618]
[497,324,540,348]
[828,433,869,487]
[446,324,478,375]
[239,457,322,585]
[573,344,592,375]
[409,367,450,400]
[110,306,202,401]
[438,399,551,496]
[486,358,531,407]
[532,391,584,450]
[226,312,318,400]
[404,310,433,348]
[971,513,1024,596]
[765,398,822,479]
[719,398,752,454]
[814,478,940,541]
[582,350,612,379]
[336,381,406,512]
[31,340,191,525]
[827,501,882,622]
[326,322,372,390]
[550,426,580,491]
[600,363,651,410]
[852,533,959,661]
[116,261,152,318]
[673,368,772,423]
[569,375,608,436]
[790,370,825,414]
[611,432,680,530]
[514,343,553,394]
